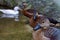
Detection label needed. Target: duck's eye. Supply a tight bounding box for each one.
[42,20,45,23]
[42,21,44,23]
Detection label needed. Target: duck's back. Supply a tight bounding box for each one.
[0,9,19,14]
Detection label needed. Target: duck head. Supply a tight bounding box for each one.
[14,6,22,11]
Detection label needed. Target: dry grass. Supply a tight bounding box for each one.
[0,16,32,40]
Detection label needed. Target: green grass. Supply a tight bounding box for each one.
[0,16,32,40]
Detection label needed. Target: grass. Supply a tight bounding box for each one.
[0,16,33,40]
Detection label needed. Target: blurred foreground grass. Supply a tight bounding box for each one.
[0,16,32,40]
